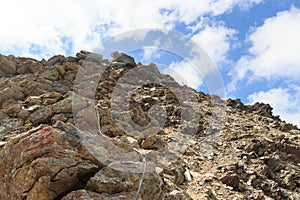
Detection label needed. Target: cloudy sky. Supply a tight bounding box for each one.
[0,0,299,127]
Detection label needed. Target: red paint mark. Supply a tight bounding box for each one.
[22,126,54,144]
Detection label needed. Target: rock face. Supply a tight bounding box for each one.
[0,51,299,200]
[0,122,100,200]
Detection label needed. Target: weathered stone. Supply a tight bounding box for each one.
[220,173,240,189]
[40,68,60,81]
[111,51,136,67]
[4,104,22,118]
[53,96,72,113]
[0,81,25,105]
[0,118,24,136]
[27,107,54,125]
[0,122,100,200]
[167,190,193,200]
[0,54,16,76]
[250,102,273,118]
[46,55,65,66]
[86,161,164,200]
[17,109,31,120]
[0,110,9,122]
[76,50,91,59]
[141,135,158,149]
[62,189,92,200]
[0,51,299,200]
[279,122,296,132]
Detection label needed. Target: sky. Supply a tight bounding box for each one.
[0,0,299,127]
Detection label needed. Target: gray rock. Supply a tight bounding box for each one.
[111,51,136,67]
[76,50,103,62]
[52,97,72,113]
[40,68,60,81]
[28,107,54,125]
[46,55,65,66]
[76,50,91,59]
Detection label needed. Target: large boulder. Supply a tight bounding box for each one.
[0,122,101,200]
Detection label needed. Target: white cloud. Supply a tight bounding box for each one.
[210,0,264,15]
[141,41,162,63]
[247,87,300,127]
[192,24,236,65]
[163,61,203,89]
[0,0,262,59]
[230,7,300,88]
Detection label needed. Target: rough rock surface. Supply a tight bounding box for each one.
[0,52,299,200]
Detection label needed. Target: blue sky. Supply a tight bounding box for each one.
[0,0,299,127]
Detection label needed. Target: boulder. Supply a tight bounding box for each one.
[0,54,16,76]
[27,107,54,125]
[46,55,65,66]
[111,51,136,67]
[0,122,101,200]
[86,161,164,200]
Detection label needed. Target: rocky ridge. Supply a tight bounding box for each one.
[0,51,299,199]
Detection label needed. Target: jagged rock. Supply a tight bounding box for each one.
[0,81,25,105]
[0,122,100,200]
[27,106,54,125]
[166,190,193,200]
[220,173,240,190]
[0,51,299,200]
[40,67,60,81]
[62,189,92,200]
[111,51,137,67]
[279,122,296,132]
[227,98,246,110]
[76,50,103,62]
[141,134,158,149]
[0,118,24,136]
[0,54,16,76]
[0,110,9,121]
[52,96,72,113]
[76,50,91,59]
[86,161,164,200]
[250,102,273,118]
[46,55,65,66]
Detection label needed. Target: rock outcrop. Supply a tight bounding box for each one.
[0,51,299,200]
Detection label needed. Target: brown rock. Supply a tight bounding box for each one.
[41,92,64,105]
[62,190,92,200]
[46,55,65,66]
[86,161,164,200]
[0,110,9,122]
[27,106,54,125]
[221,173,240,189]
[1,51,300,200]
[167,190,193,200]
[3,102,22,117]
[40,67,60,81]
[0,122,100,200]
[141,135,158,149]
[0,54,16,76]
[0,81,25,105]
